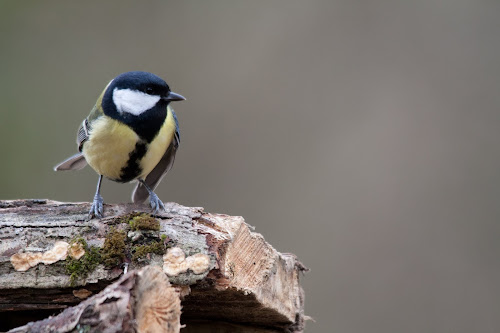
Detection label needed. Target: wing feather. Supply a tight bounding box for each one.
[54,152,87,171]
[132,109,180,203]
[54,103,104,171]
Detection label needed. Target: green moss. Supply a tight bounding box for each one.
[132,240,166,262]
[64,213,165,283]
[114,212,160,231]
[70,236,88,249]
[101,227,127,268]
[114,212,142,224]
[128,213,160,231]
[65,240,102,287]
[64,221,168,286]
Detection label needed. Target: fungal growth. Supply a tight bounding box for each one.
[11,241,70,271]
[41,241,69,264]
[163,247,211,277]
[68,242,86,260]
[186,253,211,274]
[10,252,43,272]
[72,288,93,300]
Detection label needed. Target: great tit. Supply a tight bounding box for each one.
[54,71,185,218]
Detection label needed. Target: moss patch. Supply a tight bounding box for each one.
[132,240,166,263]
[114,212,142,224]
[101,227,127,268]
[115,212,160,231]
[64,213,167,285]
[65,238,102,286]
[128,213,160,231]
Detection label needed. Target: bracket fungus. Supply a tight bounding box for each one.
[41,241,69,264]
[163,247,210,277]
[10,252,43,272]
[68,242,85,260]
[11,241,69,271]
[186,253,211,274]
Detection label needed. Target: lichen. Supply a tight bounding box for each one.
[101,227,127,268]
[132,241,166,263]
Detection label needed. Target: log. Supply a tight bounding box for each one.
[7,265,181,333]
[0,200,307,332]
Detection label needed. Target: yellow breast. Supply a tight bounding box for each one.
[82,117,138,180]
[82,107,176,182]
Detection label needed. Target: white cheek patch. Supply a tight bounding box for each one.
[112,88,161,116]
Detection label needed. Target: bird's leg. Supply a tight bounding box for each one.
[138,179,165,213]
[88,175,104,219]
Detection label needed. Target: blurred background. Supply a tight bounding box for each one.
[1,1,500,332]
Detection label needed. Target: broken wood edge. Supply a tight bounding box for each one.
[197,214,309,331]
[8,266,181,333]
[0,200,308,332]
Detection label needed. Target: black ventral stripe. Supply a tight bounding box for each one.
[119,141,148,182]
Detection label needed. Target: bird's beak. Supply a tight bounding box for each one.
[163,91,186,102]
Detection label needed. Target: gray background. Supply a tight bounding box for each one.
[1,1,500,332]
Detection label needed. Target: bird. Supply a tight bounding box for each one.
[54,71,185,218]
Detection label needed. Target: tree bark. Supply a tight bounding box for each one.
[8,265,181,333]
[0,200,307,332]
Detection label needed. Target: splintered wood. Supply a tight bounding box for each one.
[0,200,307,332]
[8,266,181,333]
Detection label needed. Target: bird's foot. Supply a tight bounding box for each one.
[88,194,104,219]
[149,191,165,214]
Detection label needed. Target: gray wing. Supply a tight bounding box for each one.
[77,118,90,152]
[132,109,180,203]
[54,119,90,171]
[53,152,87,171]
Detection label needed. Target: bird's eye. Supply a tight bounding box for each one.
[145,87,154,94]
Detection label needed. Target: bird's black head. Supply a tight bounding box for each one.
[101,71,185,141]
[111,71,170,99]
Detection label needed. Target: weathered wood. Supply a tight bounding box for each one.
[0,200,306,332]
[8,265,181,333]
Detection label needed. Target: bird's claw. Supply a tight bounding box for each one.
[149,192,165,214]
[88,194,104,219]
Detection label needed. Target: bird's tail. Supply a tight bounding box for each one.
[54,153,88,171]
[132,182,150,204]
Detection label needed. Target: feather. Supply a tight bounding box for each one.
[54,153,87,171]
[132,142,177,203]
[132,108,180,203]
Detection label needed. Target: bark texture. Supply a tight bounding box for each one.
[8,266,181,333]
[0,200,307,332]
